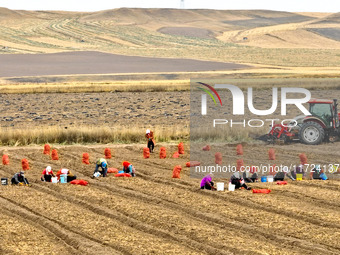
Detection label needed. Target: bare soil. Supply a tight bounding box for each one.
[0,143,340,254]
[0,92,190,129]
[0,51,248,78]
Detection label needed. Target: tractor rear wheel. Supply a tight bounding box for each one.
[298,121,325,145]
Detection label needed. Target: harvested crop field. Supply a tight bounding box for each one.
[1,143,340,254]
[0,51,248,78]
[158,27,215,39]
[0,91,189,129]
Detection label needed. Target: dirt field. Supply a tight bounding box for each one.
[1,143,340,254]
[0,52,248,78]
[0,91,189,129]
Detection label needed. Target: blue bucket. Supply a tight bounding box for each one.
[261,176,267,182]
[60,174,67,183]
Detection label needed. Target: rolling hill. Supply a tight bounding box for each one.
[1,7,340,67]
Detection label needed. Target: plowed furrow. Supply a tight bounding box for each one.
[89,181,327,255]
[32,183,231,255]
[0,196,121,255]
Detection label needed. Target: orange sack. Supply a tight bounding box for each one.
[115,173,131,177]
[43,144,51,155]
[178,142,184,154]
[143,148,150,159]
[236,144,243,156]
[2,155,9,165]
[172,165,182,178]
[299,153,307,165]
[253,189,271,194]
[215,152,222,165]
[21,158,30,171]
[82,153,90,164]
[107,168,118,173]
[104,148,112,159]
[268,148,275,160]
[159,147,166,159]
[236,159,244,171]
[51,149,59,160]
[172,152,179,158]
[70,180,88,186]
[186,161,200,167]
[202,145,211,151]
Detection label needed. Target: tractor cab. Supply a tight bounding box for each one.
[305,99,339,129]
[297,99,340,145]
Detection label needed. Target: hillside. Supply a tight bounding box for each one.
[1,8,340,67]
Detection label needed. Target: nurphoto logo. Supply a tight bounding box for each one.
[198,83,312,128]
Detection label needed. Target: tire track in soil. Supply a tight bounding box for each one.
[118,158,340,254]
[31,183,233,255]
[0,168,131,255]
[89,183,268,254]
[196,191,340,253]
[0,196,122,255]
[272,189,340,212]
[0,239,14,255]
[89,180,323,255]
[135,159,340,229]
[289,181,340,192]
[0,207,73,255]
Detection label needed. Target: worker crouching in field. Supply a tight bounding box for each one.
[122,161,136,177]
[243,166,258,182]
[290,165,305,180]
[274,166,295,181]
[93,158,108,178]
[145,129,155,153]
[41,166,55,182]
[310,165,328,180]
[11,171,29,185]
[200,174,216,190]
[56,168,77,182]
[231,171,251,190]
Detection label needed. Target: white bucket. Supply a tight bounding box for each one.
[228,183,235,191]
[216,182,224,191]
[1,178,8,185]
[51,177,58,183]
[267,175,274,182]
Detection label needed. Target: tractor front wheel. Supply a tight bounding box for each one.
[298,121,325,145]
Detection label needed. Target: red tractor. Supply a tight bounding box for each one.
[266,99,340,145]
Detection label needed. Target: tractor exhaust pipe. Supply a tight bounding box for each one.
[334,99,339,128]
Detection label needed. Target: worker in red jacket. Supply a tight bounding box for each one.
[145,129,155,153]
[56,168,76,182]
[41,166,55,182]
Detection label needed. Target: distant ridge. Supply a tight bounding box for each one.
[0,7,23,19]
